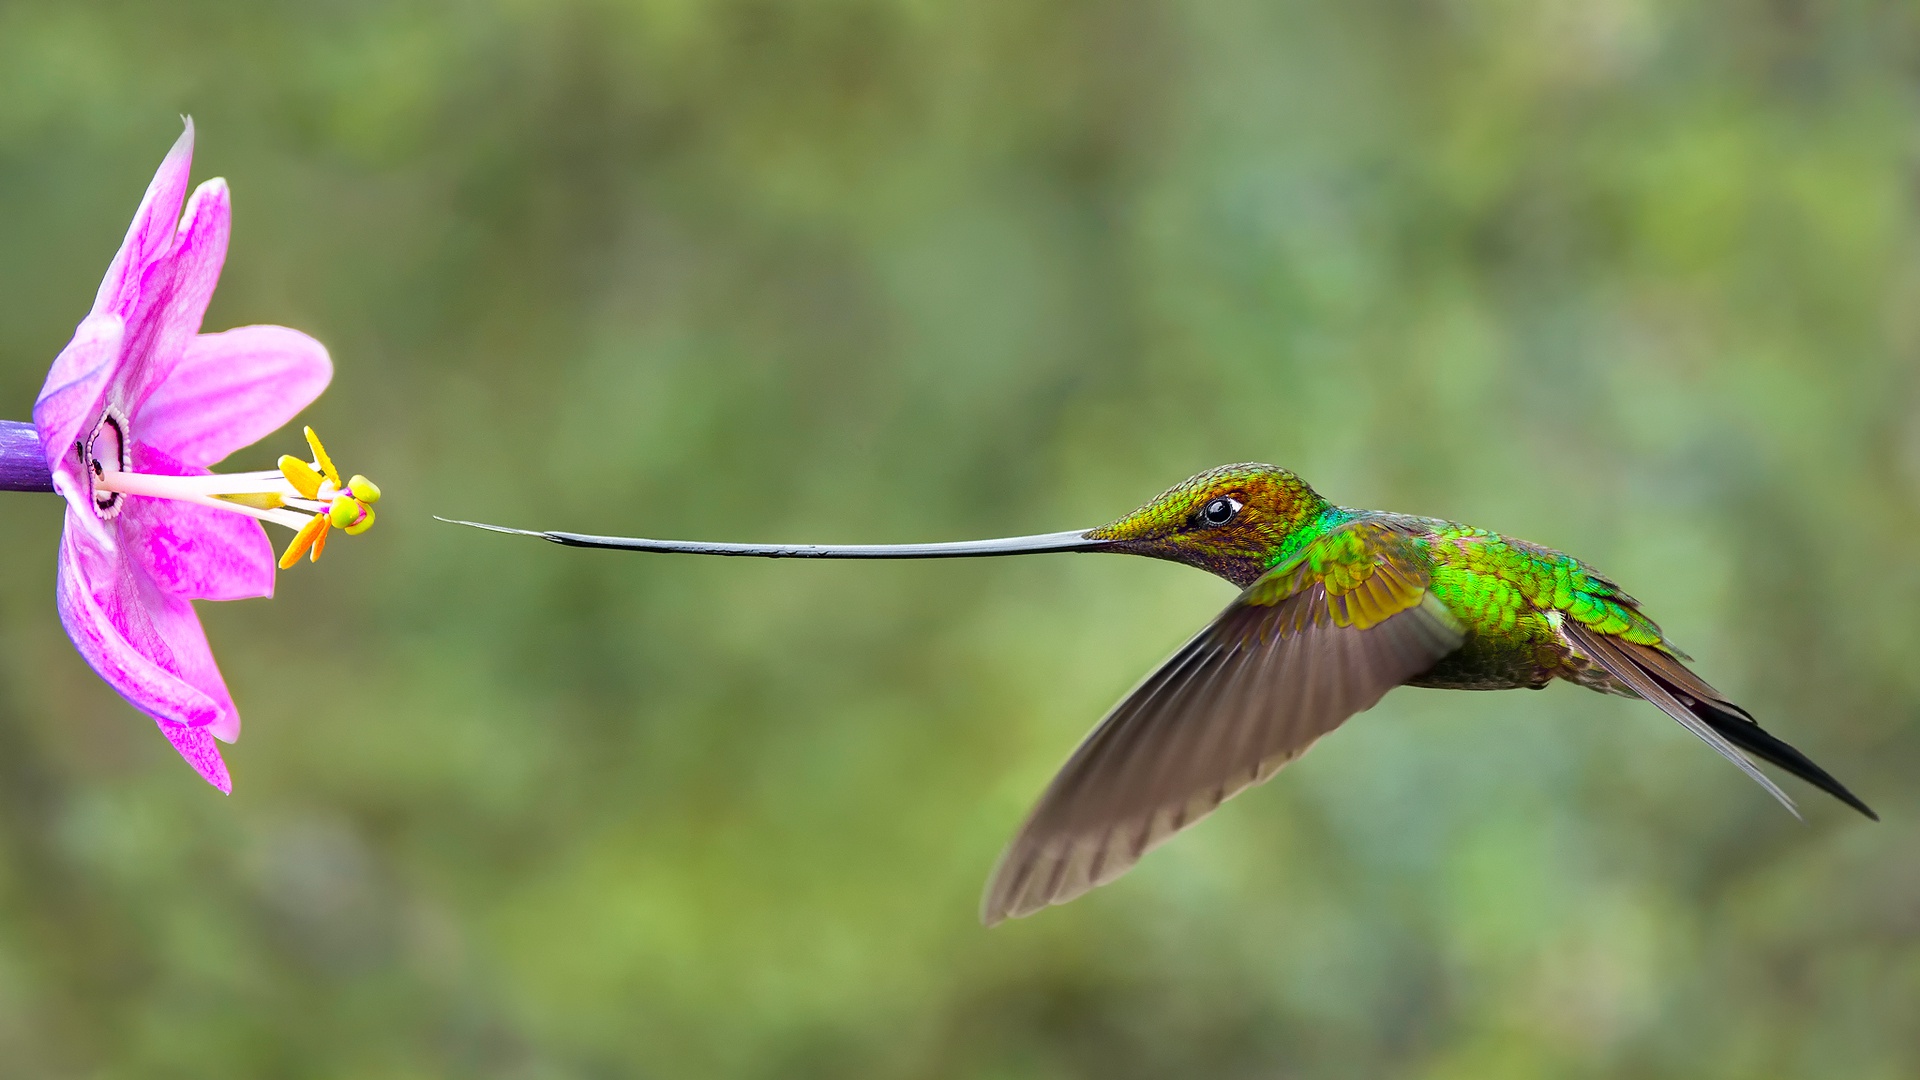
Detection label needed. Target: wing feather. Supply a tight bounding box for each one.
[981,523,1466,924]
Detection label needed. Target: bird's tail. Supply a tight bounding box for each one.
[1563,622,1877,821]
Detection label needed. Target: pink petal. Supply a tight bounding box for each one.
[138,325,333,468]
[117,177,232,416]
[121,497,277,603]
[33,315,125,519]
[122,446,276,604]
[36,131,236,515]
[91,119,195,321]
[155,721,232,794]
[57,520,245,751]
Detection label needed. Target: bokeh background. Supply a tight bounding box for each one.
[0,1,1916,1076]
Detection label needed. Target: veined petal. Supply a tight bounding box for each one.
[118,443,277,601]
[138,325,333,468]
[155,721,232,794]
[92,119,195,321]
[33,314,124,522]
[56,522,244,748]
[121,494,277,603]
[118,177,232,415]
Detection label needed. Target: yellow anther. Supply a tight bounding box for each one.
[343,504,375,536]
[310,518,330,561]
[348,475,381,504]
[280,513,328,569]
[329,495,359,528]
[304,426,340,489]
[279,455,324,500]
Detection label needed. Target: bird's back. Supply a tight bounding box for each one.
[1345,511,1668,692]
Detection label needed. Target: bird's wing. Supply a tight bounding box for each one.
[981,521,1466,924]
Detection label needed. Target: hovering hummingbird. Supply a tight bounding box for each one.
[446,463,1875,924]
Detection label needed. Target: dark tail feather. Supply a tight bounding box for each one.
[1620,638,1878,821]
[1564,623,1877,821]
[1686,697,1878,821]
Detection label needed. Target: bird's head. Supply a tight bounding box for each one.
[1084,463,1331,587]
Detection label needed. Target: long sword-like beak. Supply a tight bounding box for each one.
[436,517,1111,558]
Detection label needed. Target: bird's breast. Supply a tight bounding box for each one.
[1404,622,1564,691]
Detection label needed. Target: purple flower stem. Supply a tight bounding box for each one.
[0,420,54,493]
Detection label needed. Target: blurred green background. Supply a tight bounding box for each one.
[0,1,1916,1076]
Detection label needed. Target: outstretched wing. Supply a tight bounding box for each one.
[981,522,1466,924]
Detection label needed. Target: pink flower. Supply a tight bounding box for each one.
[29,120,379,792]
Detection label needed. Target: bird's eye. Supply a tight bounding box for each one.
[1199,497,1242,527]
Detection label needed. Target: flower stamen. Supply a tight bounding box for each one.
[278,455,325,500]
[90,424,381,570]
[306,426,340,489]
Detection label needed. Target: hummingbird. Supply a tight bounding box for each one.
[445,462,1876,924]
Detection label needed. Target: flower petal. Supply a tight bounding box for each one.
[138,325,333,468]
[155,721,232,794]
[118,441,277,600]
[33,315,124,524]
[117,177,232,415]
[92,119,195,321]
[57,520,245,749]
[121,498,277,603]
